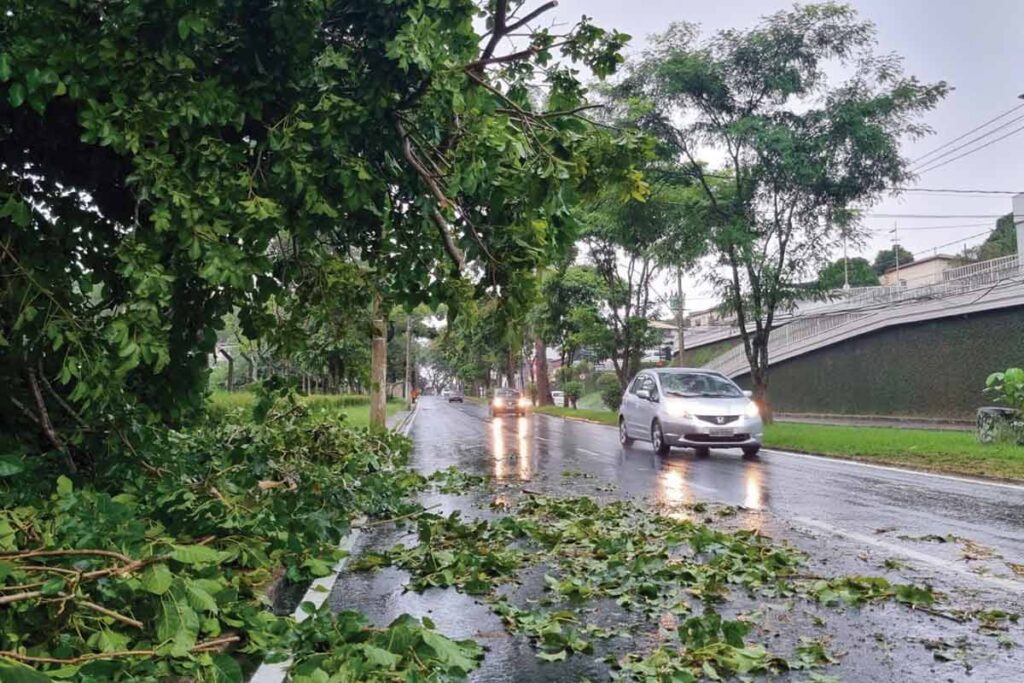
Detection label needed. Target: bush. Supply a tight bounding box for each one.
[598,373,624,412]
[562,381,584,409]
[986,368,1024,413]
[982,368,1024,444]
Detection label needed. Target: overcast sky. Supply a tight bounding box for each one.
[545,0,1024,308]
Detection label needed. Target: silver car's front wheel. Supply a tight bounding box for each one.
[619,418,633,446]
[651,421,670,456]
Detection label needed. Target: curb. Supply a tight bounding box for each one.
[249,401,421,682]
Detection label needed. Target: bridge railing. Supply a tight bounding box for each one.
[704,253,1024,376]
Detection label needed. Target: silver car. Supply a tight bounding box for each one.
[618,368,763,457]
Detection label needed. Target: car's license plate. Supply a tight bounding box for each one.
[708,427,733,437]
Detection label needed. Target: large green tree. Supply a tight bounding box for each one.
[873,246,915,275]
[818,257,879,290]
[1,0,640,463]
[620,3,947,417]
[967,213,1017,261]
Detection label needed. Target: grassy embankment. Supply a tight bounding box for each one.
[209,390,404,428]
[534,406,1024,480]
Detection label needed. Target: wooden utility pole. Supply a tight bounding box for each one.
[675,268,686,367]
[369,291,388,429]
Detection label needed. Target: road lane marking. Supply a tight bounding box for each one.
[766,449,1024,492]
[792,515,1024,595]
[578,447,603,457]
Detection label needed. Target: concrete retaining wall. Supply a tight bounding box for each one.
[734,307,1024,420]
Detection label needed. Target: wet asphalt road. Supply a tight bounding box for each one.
[328,397,1024,682]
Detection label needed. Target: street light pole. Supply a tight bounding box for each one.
[890,221,901,286]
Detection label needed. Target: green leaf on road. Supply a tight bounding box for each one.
[140,563,174,595]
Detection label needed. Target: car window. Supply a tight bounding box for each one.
[629,375,645,395]
[644,375,659,400]
[656,371,742,398]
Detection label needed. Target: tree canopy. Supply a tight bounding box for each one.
[1,0,641,463]
[872,246,916,275]
[818,257,879,290]
[617,3,947,415]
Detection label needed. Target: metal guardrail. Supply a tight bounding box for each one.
[705,253,1024,375]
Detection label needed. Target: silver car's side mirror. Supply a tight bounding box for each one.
[636,389,650,400]
[742,390,753,398]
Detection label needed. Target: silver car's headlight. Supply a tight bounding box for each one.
[744,401,760,418]
[664,398,693,419]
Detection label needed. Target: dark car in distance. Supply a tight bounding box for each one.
[490,388,531,417]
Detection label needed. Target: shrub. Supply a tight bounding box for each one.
[982,368,1024,444]
[598,373,624,411]
[986,368,1024,413]
[562,381,584,409]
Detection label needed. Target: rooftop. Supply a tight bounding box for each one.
[882,253,959,276]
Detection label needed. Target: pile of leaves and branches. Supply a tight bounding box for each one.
[0,396,487,682]
[353,492,939,681]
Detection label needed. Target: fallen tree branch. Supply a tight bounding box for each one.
[0,590,42,606]
[0,548,134,564]
[364,504,441,528]
[0,635,242,666]
[77,599,144,629]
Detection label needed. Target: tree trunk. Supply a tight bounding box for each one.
[404,315,413,401]
[369,292,388,429]
[534,337,552,405]
[219,349,234,393]
[750,335,773,423]
[675,269,686,367]
[505,350,515,389]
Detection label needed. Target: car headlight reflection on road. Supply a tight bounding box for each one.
[744,401,760,418]
[664,398,693,419]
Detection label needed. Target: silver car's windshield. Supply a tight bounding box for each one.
[657,372,743,398]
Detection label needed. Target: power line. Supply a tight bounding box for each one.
[910,111,1024,170]
[895,188,1022,195]
[865,222,991,232]
[916,122,1024,175]
[910,101,1024,165]
[925,228,992,252]
[864,213,1004,219]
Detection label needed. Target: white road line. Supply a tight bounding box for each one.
[578,448,603,457]
[766,448,1024,492]
[792,515,1024,595]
